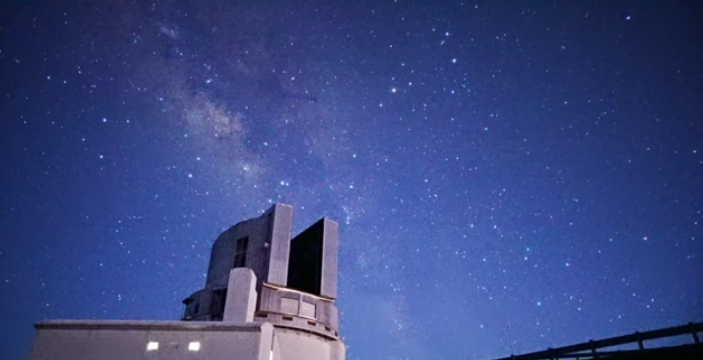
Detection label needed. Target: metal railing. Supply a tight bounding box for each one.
[491,321,702,360]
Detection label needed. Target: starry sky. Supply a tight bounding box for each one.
[1,1,702,359]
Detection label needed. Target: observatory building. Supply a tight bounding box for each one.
[27,204,346,360]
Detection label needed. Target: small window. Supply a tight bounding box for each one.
[146,341,159,351]
[233,237,249,268]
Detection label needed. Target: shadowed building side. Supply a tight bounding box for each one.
[184,204,294,321]
[205,203,293,290]
[181,203,341,339]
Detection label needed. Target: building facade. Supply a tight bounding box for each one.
[28,204,345,360]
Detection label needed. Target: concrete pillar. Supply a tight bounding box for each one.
[224,268,257,322]
[266,203,293,286]
[258,323,275,360]
[320,218,339,299]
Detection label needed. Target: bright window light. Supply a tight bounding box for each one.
[146,341,159,351]
[188,341,201,351]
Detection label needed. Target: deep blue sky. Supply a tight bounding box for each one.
[1,1,702,359]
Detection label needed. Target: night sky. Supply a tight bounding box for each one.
[1,1,702,359]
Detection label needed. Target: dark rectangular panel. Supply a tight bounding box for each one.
[287,219,324,295]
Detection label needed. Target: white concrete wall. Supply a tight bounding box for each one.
[273,327,345,360]
[28,320,345,360]
[28,321,270,360]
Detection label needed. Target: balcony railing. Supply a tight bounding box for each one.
[491,321,702,360]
